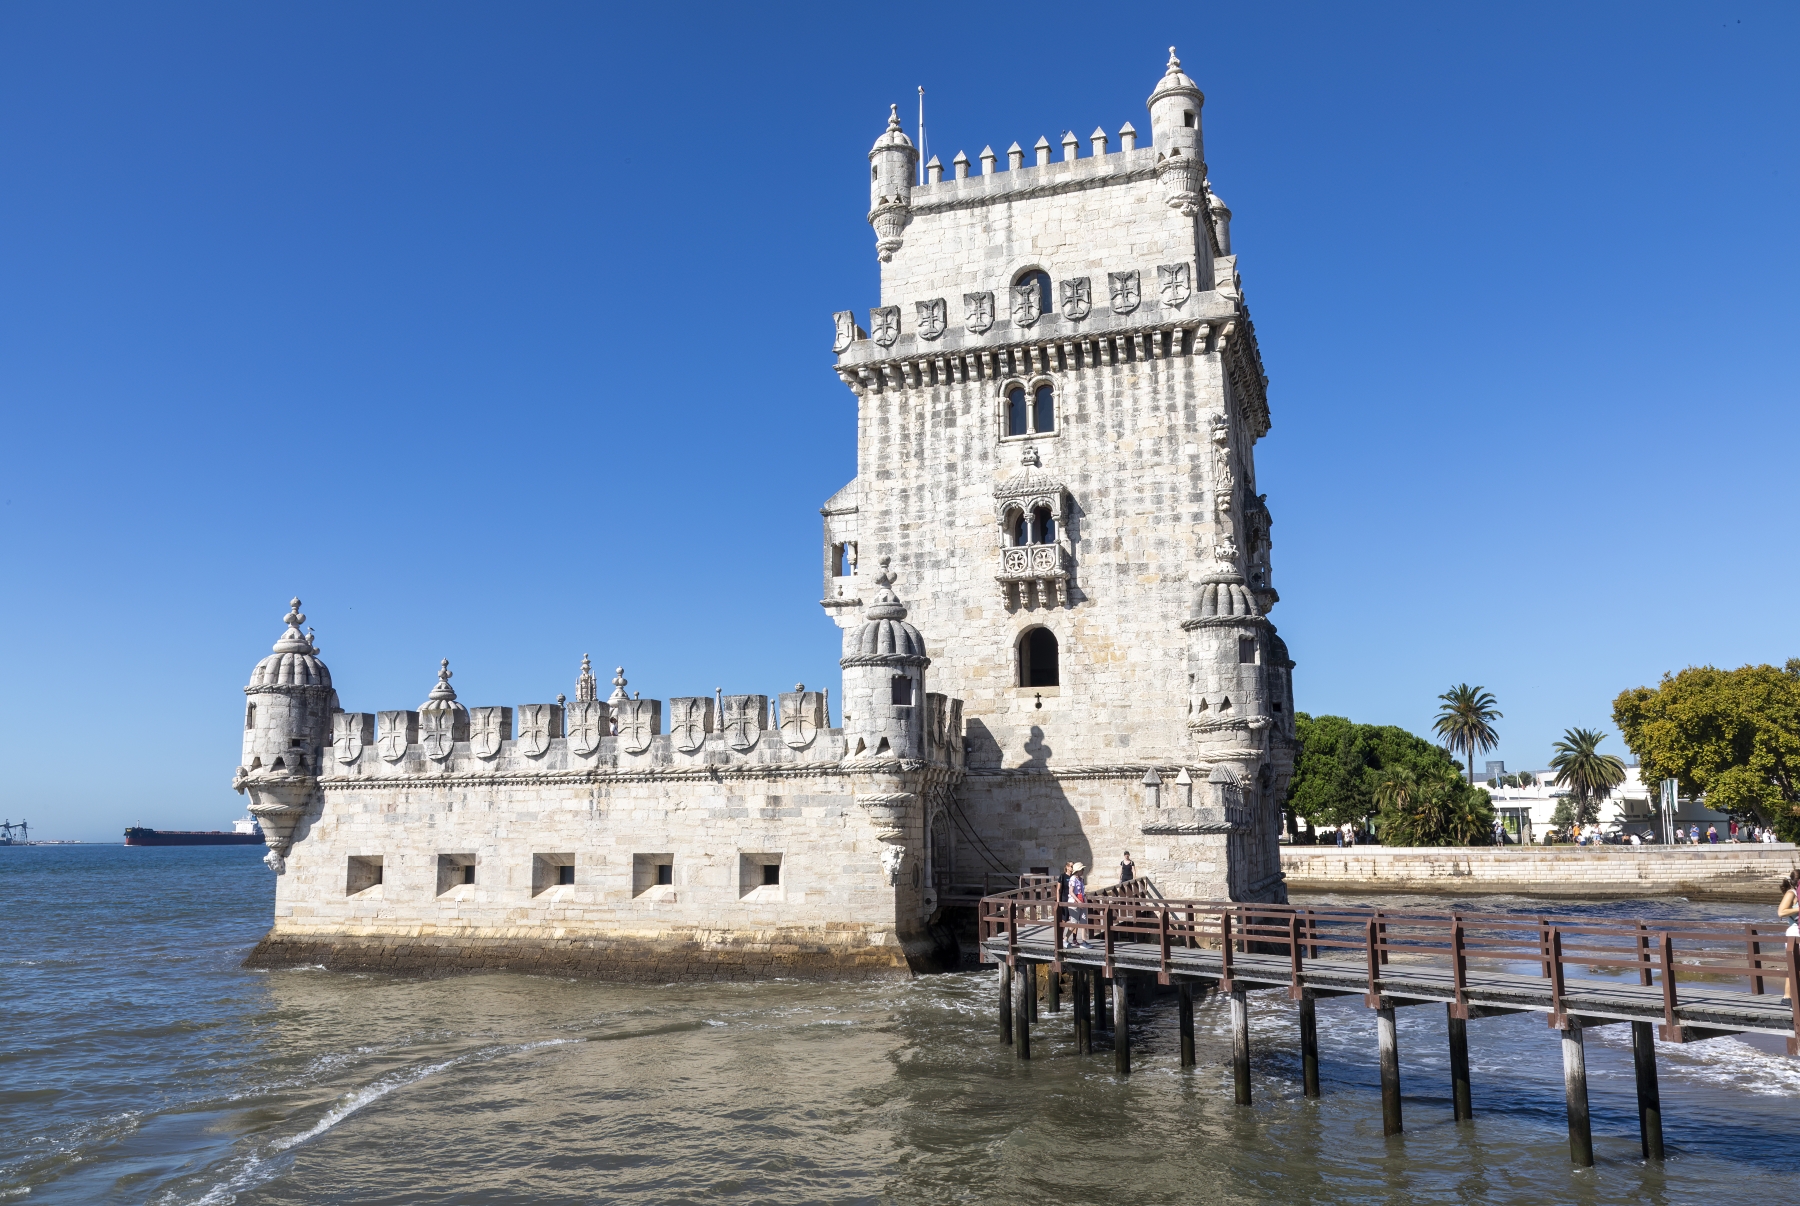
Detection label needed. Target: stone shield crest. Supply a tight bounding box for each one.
[722,695,767,752]
[832,309,858,354]
[377,711,414,763]
[420,709,459,762]
[779,689,824,750]
[915,298,946,341]
[1108,270,1140,314]
[669,697,712,753]
[964,291,994,334]
[1059,277,1092,321]
[516,703,561,758]
[471,707,511,760]
[869,306,901,348]
[565,700,609,756]
[1158,263,1191,309]
[1010,283,1042,328]
[616,698,658,755]
[332,712,371,764]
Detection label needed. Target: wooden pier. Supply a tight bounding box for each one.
[979,879,1799,1167]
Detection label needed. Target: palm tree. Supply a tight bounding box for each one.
[1549,727,1627,825]
[1433,684,1502,785]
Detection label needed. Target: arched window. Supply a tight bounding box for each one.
[1031,504,1055,544]
[1033,384,1055,433]
[1007,509,1029,546]
[1016,269,1052,315]
[1018,627,1060,688]
[1007,387,1029,437]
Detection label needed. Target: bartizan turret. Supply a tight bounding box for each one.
[233,598,337,872]
[1148,46,1205,216]
[867,104,917,262]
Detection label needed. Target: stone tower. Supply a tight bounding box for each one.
[824,49,1295,902]
[235,598,337,871]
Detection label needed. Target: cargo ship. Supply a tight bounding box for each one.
[124,817,264,846]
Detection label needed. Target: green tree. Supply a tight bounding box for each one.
[1613,661,1800,840]
[1433,684,1503,785]
[1549,727,1627,826]
[1287,713,1494,844]
[1372,765,1496,847]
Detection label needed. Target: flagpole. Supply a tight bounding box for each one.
[917,85,926,186]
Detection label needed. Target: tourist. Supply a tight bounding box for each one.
[1780,873,1799,1002]
[1729,818,1739,842]
[1690,824,1700,844]
[1335,826,1344,848]
[1630,832,1641,847]
[1119,850,1135,882]
[1068,862,1089,946]
[1708,825,1719,844]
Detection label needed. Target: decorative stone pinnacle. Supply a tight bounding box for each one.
[1167,46,1181,73]
[609,667,629,707]
[285,598,304,627]
[887,104,901,132]
[272,597,314,654]
[865,557,908,622]
[794,682,805,692]
[429,658,457,701]
[577,653,597,702]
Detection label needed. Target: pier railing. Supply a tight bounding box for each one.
[978,881,1800,1045]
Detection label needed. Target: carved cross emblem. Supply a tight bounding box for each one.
[616,699,655,754]
[566,700,607,756]
[670,697,711,753]
[915,298,946,341]
[377,711,411,763]
[832,310,858,354]
[420,710,456,762]
[722,695,764,752]
[516,704,556,758]
[779,689,823,750]
[1158,263,1191,309]
[1108,270,1140,314]
[1059,277,1092,321]
[869,306,901,348]
[1010,283,1042,328]
[964,291,994,334]
[332,713,365,764]
[471,708,507,760]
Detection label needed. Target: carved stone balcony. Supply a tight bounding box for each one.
[998,542,1071,608]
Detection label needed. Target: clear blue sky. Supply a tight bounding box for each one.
[2,3,1794,840]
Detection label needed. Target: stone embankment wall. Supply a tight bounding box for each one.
[1281,845,1800,902]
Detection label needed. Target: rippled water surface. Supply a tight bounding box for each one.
[4,844,1797,1204]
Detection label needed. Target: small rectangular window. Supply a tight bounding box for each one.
[763,863,781,886]
[559,864,575,886]
[463,864,476,885]
[633,853,676,896]
[347,855,383,895]
[891,675,914,706]
[436,854,476,895]
[656,863,672,886]
[245,703,255,730]
[1239,636,1257,664]
[739,853,784,898]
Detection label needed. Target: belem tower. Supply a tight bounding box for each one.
[235,50,1295,979]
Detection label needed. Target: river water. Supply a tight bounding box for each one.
[3,844,1795,1205]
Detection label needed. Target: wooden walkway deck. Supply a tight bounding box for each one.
[977,879,1799,1168]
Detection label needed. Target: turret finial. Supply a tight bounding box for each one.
[1167,46,1181,73]
[429,658,457,702]
[609,667,629,707]
[272,597,313,654]
[577,653,597,702]
[887,103,902,132]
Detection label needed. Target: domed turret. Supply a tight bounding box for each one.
[236,597,338,873]
[868,105,917,262]
[840,558,929,760]
[1191,570,1261,622]
[1147,47,1205,215]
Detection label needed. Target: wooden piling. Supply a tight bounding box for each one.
[1014,964,1032,1060]
[1562,1024,1592,1167]
[1377,1006,1402,1135]
[1230,988,1251,1105]
[1114,974,1131,1076]
[1632,1021,1664,1161]
[1299,995,1320,1099]
[999,962,1013,1046]
[1026,958,1039,1024]
[1447,1005,1472,1121]
[1074,968,1091,1054]
[1047,963,1061,1013]
[1096,973,1111,1032]
[1177,982,1196,1068]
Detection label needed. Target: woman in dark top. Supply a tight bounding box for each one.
[1119,851,1135,882]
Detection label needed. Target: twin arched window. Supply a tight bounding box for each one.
[1006,384,1056,437]
[1008,505,1056,546]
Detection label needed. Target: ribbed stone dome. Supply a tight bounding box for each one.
[419,658,468,718]
[1193,571,1262,621]
[870,104,915,153]
[842,560,928,665]
[1148,47,1202,104]
[248,599,332,689]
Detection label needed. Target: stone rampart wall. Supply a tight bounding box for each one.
[1282,845,1800,902]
